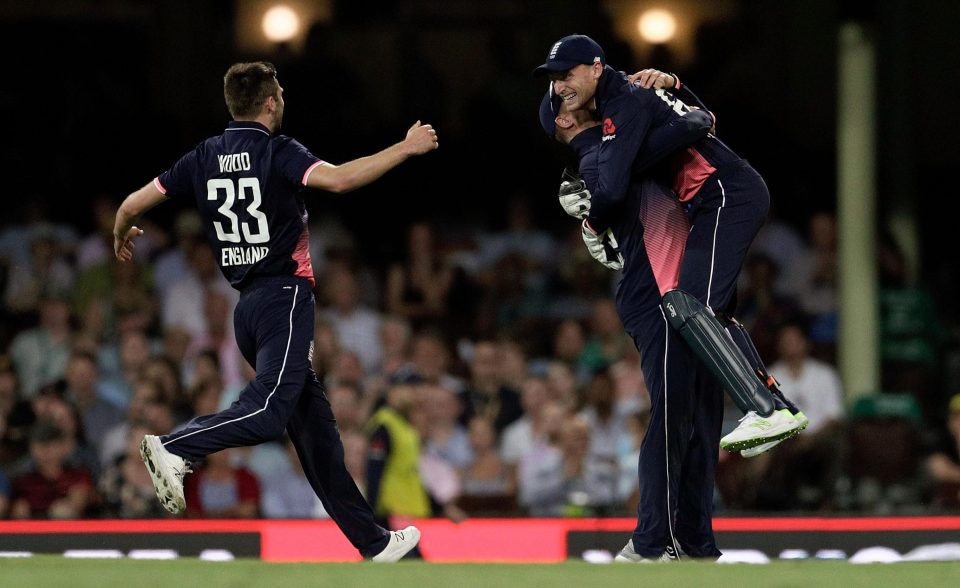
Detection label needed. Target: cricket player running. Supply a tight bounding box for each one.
[113,62,436,562]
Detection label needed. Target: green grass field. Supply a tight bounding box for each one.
[3,557,959,588]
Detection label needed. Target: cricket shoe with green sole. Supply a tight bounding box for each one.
[720,409,805,451]
[740,411,810,458]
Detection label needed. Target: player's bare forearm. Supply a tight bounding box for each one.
[114,181,166,235]
[317,143,412,193]
[306,120,438,193]
[629,68,677,90]
[113,181,167,261]
[113,200,138,239]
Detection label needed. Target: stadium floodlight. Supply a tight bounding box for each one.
[637,8,677,44]
[262,5,300,43]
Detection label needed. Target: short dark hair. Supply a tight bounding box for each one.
[223,62,279,118]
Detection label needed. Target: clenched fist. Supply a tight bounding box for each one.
[404,120,439,155]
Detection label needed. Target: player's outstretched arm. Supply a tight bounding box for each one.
[113,181,167,261]
[306,120,438,193]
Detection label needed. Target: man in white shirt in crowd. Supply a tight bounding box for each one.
[761,321,845,509]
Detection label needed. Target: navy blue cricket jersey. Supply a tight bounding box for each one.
[570,112,703,298]
[587,66,741,232]
[155,121,323,290]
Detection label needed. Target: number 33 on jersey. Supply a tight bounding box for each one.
[207,176,270,267]
[153,120,321,288]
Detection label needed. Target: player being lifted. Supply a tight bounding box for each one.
[534,35,807,560]
[113,62,436,562]
[534,36,805,454]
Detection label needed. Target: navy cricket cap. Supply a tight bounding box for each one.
[539,83,563,136]
[532,34,605,77]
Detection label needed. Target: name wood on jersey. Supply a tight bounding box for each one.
[218,152,252,173]
[222,246,269,266]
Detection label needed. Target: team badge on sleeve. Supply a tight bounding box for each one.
[602,117,617,141]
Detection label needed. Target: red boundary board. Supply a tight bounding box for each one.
[2,517,960,562]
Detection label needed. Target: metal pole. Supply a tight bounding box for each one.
[837,22,880,403]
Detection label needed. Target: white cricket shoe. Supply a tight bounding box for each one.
[614,541,678,563]
[140,435,192,514]
[720,409,804,451]
[741,411,811,458]
[372,526,421,562]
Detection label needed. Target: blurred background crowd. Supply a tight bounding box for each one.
[1,0,959,521]
[0,203,957,521]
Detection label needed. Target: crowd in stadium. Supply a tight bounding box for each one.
[0,197,957,521]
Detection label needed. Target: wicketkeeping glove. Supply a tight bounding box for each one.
[558,168,591,219]
[581,220,624,271]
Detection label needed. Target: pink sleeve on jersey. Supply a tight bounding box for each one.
[153,176,167,194]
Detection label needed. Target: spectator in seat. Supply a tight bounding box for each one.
[378,315,413,381]
[755,321,845,509]
[617,409,650,507]
[461,416,513,499]
[385,222,453,329]
[460,340,522,434]
[423,383,473,470]
[559,415,620,513]
[327,382,367,434]
[260,435,330,519]
[516,401,569,516]
[401,330,464,395]
[320,266,383,374]
[63,351,123,456]
[8,294,73,399]
[31,386,100,481]
[99,377,162,471]
[365,378,431,523]
[551,319,591,386]
[500,375,550,470]
[736,253,801,361]
[926,394,960,510]
[579,299,630,373]
[10,423,93,519]
[3,231,74,316]
[184,448,260,518]
[578,370,626,462]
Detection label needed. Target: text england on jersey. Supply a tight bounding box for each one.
[221,246,269,266]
